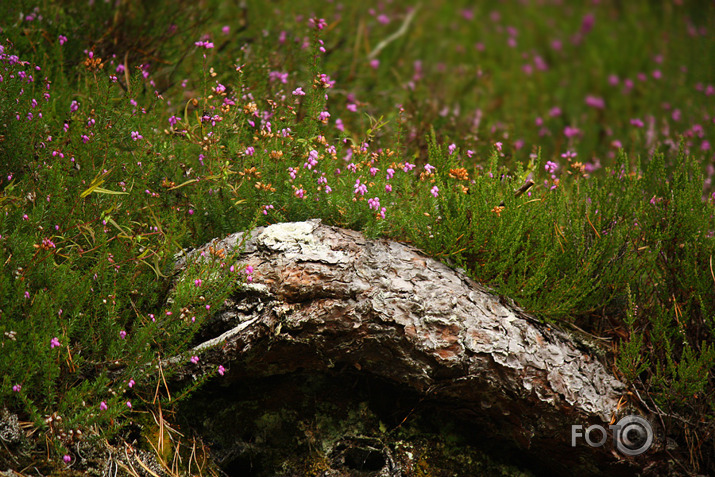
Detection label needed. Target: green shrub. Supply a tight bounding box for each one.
[1,0,714,473]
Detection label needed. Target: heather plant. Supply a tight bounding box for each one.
[1,0,715,474]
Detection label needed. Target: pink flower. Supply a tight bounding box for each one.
[494,142,503,152]
[448,144,456,155]
[309,18,328,30]
[12,384,21,392]
[292,87,306,96]
[194,40,214,49]
[191,355,199,364]
[119,330,126,339]
[218,365,225,376]
[354,179,368,196]
[581,13,595,34]
[63,455,71,463]
[369,59,379,69]
[128,379,135,388]
[126,401,132,408]
[58,35,67,45]
[564,126,581,138]
[630,118,644,128]
[545,161,559,174]
[585,95,605,109]
[100,401,108,411]
[424,164,436,173]
[50,337,61,349]
[316,74,335,88]
[430,186,439,198]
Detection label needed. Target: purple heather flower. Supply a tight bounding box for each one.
[194,40,214,49]
[585,95,605,109]
[564,126,581,138]
[630,118,644,128]
[309,18,328,30]
[354,179,368,196]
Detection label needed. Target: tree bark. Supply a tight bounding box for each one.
[171,219,656,476]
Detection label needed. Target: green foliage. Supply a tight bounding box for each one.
[1,0,714,473]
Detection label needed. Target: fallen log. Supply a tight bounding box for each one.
[170,219,658,476]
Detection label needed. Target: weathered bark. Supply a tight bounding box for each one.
[171,220,654,476]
